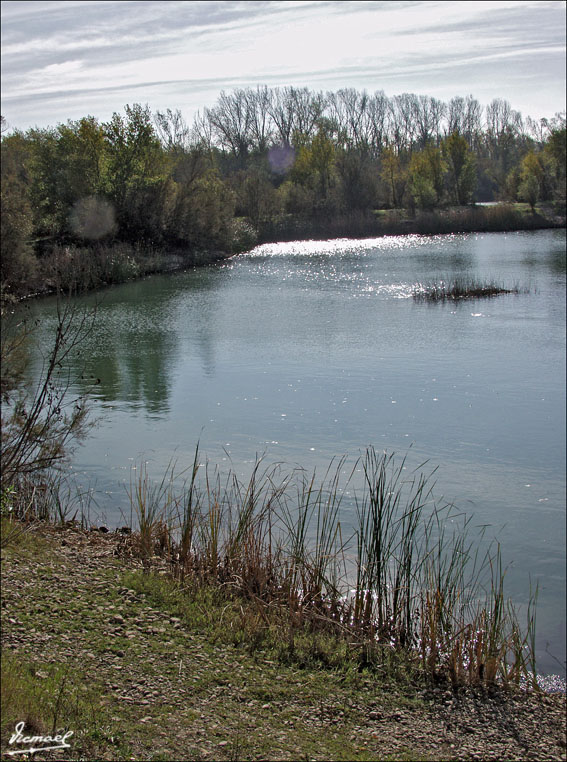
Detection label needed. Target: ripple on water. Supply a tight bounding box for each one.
[245,234,467,259]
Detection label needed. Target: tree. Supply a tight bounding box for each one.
[442,132,476,205]
[205,89,252,164]
[154,108,190,155]
[408,152,437,210]
[447,95,482,149]
[103,104,167,240]
[244,86,273,153]
[408,146,447,209]
[543,121,566,206]
[518,151,544,211]
[413,95,446,149]
[380,147,407,208]
[1,132,36,291]
[336,149,378,211]
[166,170,235,250]
[290,123,337,208]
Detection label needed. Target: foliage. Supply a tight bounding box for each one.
[380,147,407,208]
[1,95,564,296]
[442,132,477,205]
[0,133,36,291]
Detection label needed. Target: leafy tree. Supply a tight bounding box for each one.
[543,122,566,206]
[408,157,436,211]
[336,149,378,211]
[56,117,107,199]
[290,123,338,211]
[518,152,545,211]
[1,132,36,291]
[518,173,540,212]
[166,170,235,250]
[380,147,407,208]
[103,104,167,240]
[442,132,476,204]
[408,146,446,209]
[25,127,63,237]
[241,168,281,228]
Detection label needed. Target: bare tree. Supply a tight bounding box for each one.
[367,91,389,156]
[388,94,417,153]
[447,95,482,149]
[154,108,190,154]
[244,86,273,153]
[1,300,95,490]
[206,89,253,159]
[327,88,375,151]
[290,87,326,139]
[412,95,447,148]
[267,87,296,146]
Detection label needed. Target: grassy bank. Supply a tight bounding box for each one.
[258,203,565,244]
[2,518,566,761]
[3,242,234,302]
[2,449,542,691]
[3,203,563,303]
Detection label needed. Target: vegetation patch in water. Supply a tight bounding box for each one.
[413,278,526,302]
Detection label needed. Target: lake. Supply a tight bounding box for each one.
[21,229,566,679]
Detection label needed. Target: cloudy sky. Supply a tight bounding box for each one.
[1,0,565,132]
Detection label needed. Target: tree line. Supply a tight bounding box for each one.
[1,87,565,294]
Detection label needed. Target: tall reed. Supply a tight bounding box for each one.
[413,278,523,302]
[125,446,539,689]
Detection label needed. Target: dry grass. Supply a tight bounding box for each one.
[124,446,539,690]
[413,278,525,302]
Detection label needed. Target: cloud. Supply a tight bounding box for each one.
[1,0,564,130]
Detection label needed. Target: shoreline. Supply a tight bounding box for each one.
[2,520,566,761]
[3,205,565,304]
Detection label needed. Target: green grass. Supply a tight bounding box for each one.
[1,529,431,761]
[1,650,132,760]
[1,515,54,556]
[2,510,556,760]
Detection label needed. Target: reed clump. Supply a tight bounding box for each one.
[413,278,525,302]
[127,446,539,690]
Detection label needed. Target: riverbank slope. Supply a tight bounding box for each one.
[3,203,564,303]
[1,522,565,761]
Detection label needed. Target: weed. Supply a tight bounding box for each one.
[413,278,526,301]
[123,447,539,689]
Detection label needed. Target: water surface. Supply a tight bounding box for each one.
[22,230,566,677]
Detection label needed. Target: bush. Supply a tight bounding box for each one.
[1,300,94,492]
[231,218,258,254]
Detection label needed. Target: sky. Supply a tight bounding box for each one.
[1,0,565,133]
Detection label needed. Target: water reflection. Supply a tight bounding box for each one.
[18,230,566,678]
[67,264,232,413]
[81,327,176,415]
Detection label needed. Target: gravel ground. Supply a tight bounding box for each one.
[1,523,565,761]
